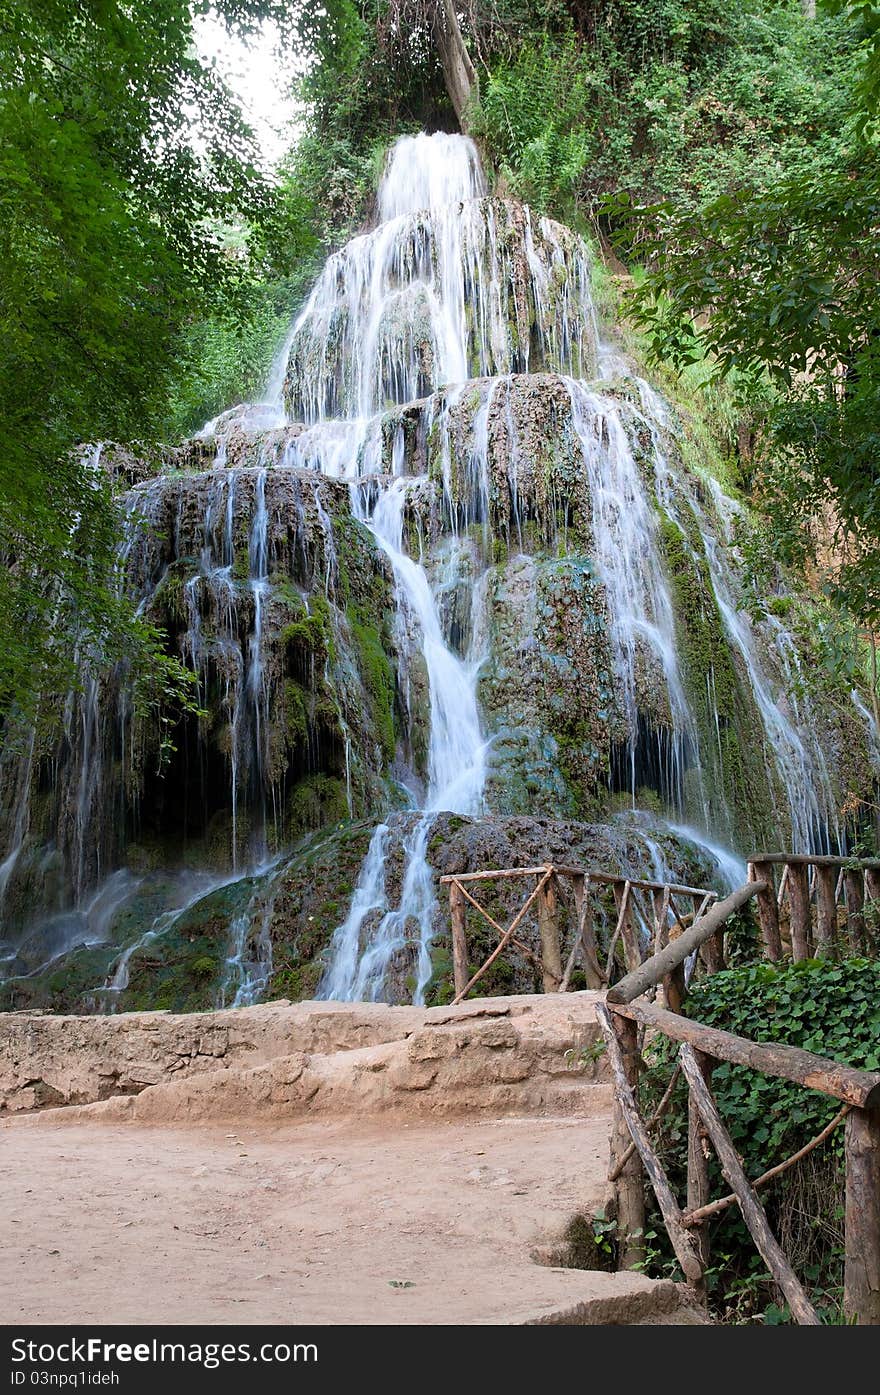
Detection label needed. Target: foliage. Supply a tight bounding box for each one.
[616,2,880,625]
[0,1,313,720]
[641,958,880,1320]
[477,2,860,221]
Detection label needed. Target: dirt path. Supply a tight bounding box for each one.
[0,1109,675,1325]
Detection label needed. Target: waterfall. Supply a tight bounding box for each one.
[308,138,501,1000]
[283,135,596,426]
[565,378,703,815]
[647,422,841,853]
[6,129,877,1014]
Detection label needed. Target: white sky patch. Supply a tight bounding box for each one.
[193,12,305,170]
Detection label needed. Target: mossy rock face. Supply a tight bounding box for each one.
[121,878,261,1013]
[478,553,619,816]
[253,810,729,1010]
[657,509,777,848]
[264,820,380,1002]
[0,871,257,1014]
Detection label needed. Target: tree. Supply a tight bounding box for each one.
[619,1,880,623]
[0,1,308,724]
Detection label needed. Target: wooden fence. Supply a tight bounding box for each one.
[747,853,880,962]
[439,864,719,1005]
[601,884,880,1325]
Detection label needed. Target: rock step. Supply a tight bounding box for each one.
[1,991,609,1118]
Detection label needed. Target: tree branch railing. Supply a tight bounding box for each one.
[748,853,880,962]
[440,864,719,1006]
[599,878,880,1324]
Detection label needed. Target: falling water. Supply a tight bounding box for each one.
[566,378,702,814]
[8,131,872,1014]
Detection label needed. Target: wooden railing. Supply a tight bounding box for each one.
[439,864,718,1005]
[747,853,880,961]
[600,886,880,1325]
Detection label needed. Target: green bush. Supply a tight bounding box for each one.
[640,959,880,1321]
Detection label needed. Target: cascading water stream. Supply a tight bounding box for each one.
[565,378,704,817]
[8,130,876,1016]
[641,392,841,853]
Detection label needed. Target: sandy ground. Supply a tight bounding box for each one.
[0,1111,633,1325]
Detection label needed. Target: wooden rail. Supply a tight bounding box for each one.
[600,877,880,1324]
[747,853,880,963]
[439,863,718,1004]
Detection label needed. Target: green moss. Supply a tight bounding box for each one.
[281,612,330,662]
[351,618,395,760]
[285,774,349,836]
[658,509,776,844]
[282,679,309,746]
[231,545,250,583]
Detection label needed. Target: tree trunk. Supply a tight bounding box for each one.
[432,0,478,131]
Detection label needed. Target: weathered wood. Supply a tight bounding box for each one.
[604,1009,646,1270]
[687,1049,714,1278]
[612,881,643,974]
[450,876,542,972]
[432,0,479,130]
[815,864,838,959]
[569,874,605,990]
[606,882,764,1006]
[538,872,563,992]
[652,887,683,1011]
[845,868,866,955]
[777,862,790,909]
[679,1045,821,1325]
[844,1105,880,1324]
[559,937,580,994]
[865,866,880,905]
[692,892,716,973]
[449,879,468,1000]
[699,922,725,975]
[597,1005,704,1290]
[610,1064,683,1183]
[451,878,510,939]
[748,853,880,868]
[662,962,685,1014]
[788,862,812,962]
[750,860,782,961]
[609,1000,880,1109]
[450,867,553,1005]
[439,866,550,883]
[652,887,670,954]
[553,867,716,898]
[441,864,716,896]
[685,1104,850,1225]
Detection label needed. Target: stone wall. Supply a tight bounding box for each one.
[0,992,608,1119]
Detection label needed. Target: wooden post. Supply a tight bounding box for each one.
[613,881,643,973]
[597,1006,704,1293]
[815,865,838,960]
[680,1045,821,1325]
[538,871,563,992]
[449,879,468,1000]
[845,869,866,956]
[865,868,880,955]
[845,1105,880,1325]
[654,887,684,1011]
[687,1049,715,1283]
[571,873,605,989]
[865,867,880,906]
[788,862,812,962]
[697,890,724,975]
[750,860,783,961]
[607,1011,646,1271]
